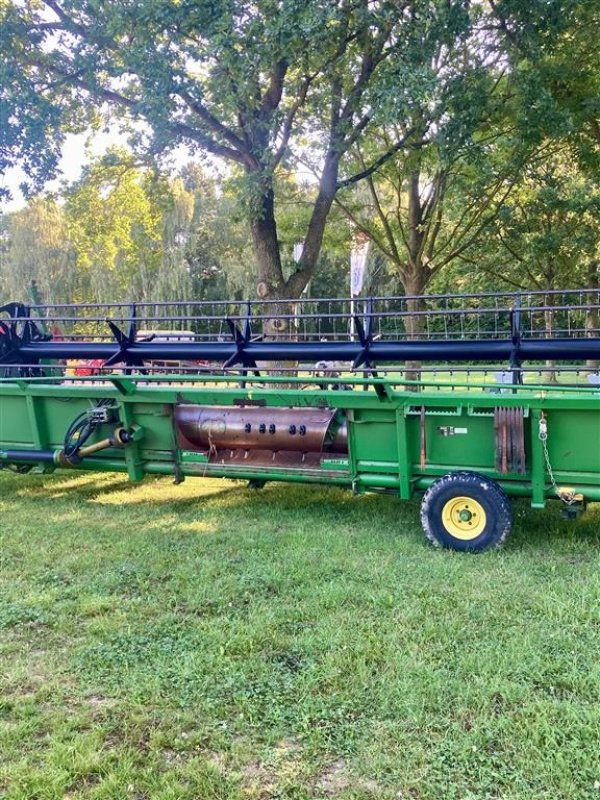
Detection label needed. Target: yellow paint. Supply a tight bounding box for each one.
[441,496,486,540]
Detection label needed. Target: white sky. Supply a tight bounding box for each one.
[0,129,129,212]
[0,125,206,213]
[1,129,319,217]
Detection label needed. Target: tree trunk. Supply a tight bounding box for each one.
[247,182,297,379]
[543,293,558,384]
[402,170,428,386]
[248,151,340,303]
[585,261,599,372]
[285,153,340,299]
[403,270,427,387]
[249,184,286,301]
[247,157,340,380]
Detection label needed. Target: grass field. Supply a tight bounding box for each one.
[1,470,599,800]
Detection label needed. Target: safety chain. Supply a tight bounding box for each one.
[538,412,577,505]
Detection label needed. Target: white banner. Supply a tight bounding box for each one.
[350,241,370,296]
[293,241,304,264]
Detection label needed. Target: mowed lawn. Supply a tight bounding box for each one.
[1,471,600,800]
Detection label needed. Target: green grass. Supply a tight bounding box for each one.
[1,470,599,800]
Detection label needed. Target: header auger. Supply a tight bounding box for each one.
[0,287,599,552]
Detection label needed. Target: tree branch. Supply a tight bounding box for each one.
[336,129,419,189]
[333,196,397,264]
[176,87,250,159]
[260,59,288,118]
[25,55,248,164]
[366,172,401,264]
[272,75,312,167]
[432,183,515,272]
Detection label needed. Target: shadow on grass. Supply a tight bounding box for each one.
[87,478,600,555]
[143,481,411,532]
[5,471,132,499]
[508,498,600,554]
[2,468,599,555]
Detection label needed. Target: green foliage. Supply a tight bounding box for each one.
[1,1,599,300]
[434,154,600,294]
[488,1,600,177]
[0,157,361,305]
[64,153,164,301]
[329,1,534,299]
[0,0,494,295]
[0,198,76,305]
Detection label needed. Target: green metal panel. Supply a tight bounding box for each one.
[351,409,398,465]
[406,409,495,473]
[395,409,412,500]
[544,408,600,475]
[0,375,598,509]
[0,392,39,446]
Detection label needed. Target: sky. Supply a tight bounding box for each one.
[0,125,205,214]
[0,124,319,216]
[0,129,129,213]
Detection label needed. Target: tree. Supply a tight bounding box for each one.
[488,0,600,164]
[64,152,164,302]
[1,0,477,301]
[153,175,196,302]
[452,156,600,295]
[0,198,75,305]
[332,8,534,339]
[336,132,553,326]
[434,154,600,374]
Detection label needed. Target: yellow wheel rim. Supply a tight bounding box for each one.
[441,496,487,540]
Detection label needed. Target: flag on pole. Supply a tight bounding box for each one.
[350,240,370,296]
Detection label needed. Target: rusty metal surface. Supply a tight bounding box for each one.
[181,448,349,477]
[175,405,347,454]
[494,406,526,474]
[207,449,323,469]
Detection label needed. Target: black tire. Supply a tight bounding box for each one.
[420,471,512,552]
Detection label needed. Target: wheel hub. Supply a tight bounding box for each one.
[441,496,487,540]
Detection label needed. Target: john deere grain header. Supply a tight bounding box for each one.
[1,288,598,551]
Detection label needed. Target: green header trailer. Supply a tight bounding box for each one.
[1,289,599,551]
